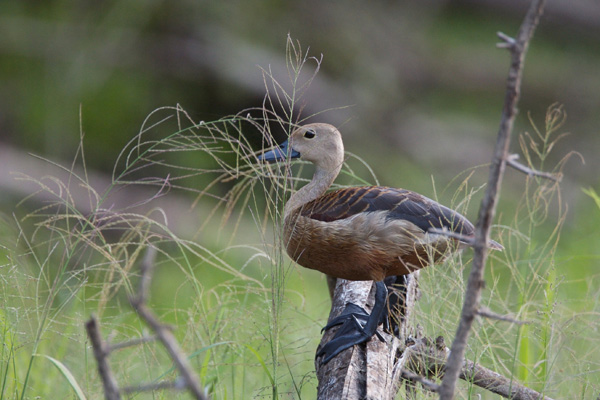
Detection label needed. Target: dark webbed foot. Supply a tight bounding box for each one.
[317,281,388,364]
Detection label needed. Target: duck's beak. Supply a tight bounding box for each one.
[258,140,301,162]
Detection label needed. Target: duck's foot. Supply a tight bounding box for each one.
[317,281,388,364]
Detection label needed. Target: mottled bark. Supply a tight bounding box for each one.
[316,272,421,399]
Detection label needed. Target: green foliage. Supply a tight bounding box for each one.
[582,187,600,210]
[0,37,598,400]
[35,355,87,400]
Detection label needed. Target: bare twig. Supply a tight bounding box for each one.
[506,154,561,181]
[402,337,555,400]
[130,302,207,399]
[460,359,555,400]
[133,246,157,305]
[401,369,440,392]
[85,316,122,400]
[86,247,209,400]
[476,306,530,325]
[439,1,547,398]
[496,31,517,49]
[399,336,445,398]
[121,379,186,394]
[130,248,209,400]
[106,335,158,352]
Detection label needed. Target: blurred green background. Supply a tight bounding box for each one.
[1,0,599,399]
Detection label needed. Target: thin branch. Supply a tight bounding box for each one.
[460,359,555,400]
[404,337,555,400]
[85,315,122,400]
[121,379,186,394]
[439,1,547,398]
[496,31,517,49]
[86,248,209,400]
[134,246,157,305]
[506,154,561,181]
[401,369,440,392]
[130,247,209,400]
[476,306,530,325]
[106,335,158,352]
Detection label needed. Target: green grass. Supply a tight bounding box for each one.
[1,40,599,400]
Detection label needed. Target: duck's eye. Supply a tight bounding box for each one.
[304,129,316,139]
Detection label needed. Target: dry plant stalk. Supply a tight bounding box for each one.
[85,248,209,400]
[401,338,555,400]
[439,0,548,398]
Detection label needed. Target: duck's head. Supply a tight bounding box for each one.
[259,123,344,171]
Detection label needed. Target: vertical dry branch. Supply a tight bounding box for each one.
[85,316,122,400]
[438,0,547,398]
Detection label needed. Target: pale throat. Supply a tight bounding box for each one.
[284,164,341,219]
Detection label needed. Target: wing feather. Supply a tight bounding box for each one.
[300,186,474,237]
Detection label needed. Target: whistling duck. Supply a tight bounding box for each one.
[259,123,502,363]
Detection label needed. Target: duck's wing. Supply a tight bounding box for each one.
[301,186,475,237]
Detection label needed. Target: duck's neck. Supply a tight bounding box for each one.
[284,166,339,219]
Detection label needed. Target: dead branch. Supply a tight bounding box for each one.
[400,336,446,398]
[400,337,555,400]
[106,335,159,352]
[129,247,208,400]
[315,280,372,400]
[460,358,555,400]
[506,154,561,181]
[401,369,440,393]
[85,316,122,400]
[439,1,548,398]
[85,248,209,400]
[121,379,186,394]
[476,306,530,325]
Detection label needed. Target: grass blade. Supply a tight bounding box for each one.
[34,354,87,400]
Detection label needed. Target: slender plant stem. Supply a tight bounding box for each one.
[438,0,547,398]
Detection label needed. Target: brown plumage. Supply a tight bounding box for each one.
[259,122,502,363]
[285,186,478,281]
[261,123,499,282]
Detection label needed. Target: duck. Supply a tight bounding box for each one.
[259,123,502,364]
